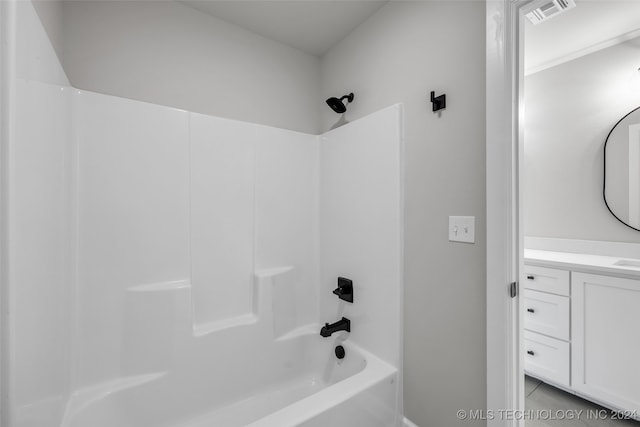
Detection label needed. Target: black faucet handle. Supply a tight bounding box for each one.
[333,277,354,303]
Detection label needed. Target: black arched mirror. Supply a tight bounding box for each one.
[604,106,640,232]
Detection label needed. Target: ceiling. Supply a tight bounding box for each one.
[525,0,640,74]
[181,0,388,57]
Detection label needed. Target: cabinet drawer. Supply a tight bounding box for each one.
[524,330,570,387]
[522,265,570,296]
[523,289,570,340]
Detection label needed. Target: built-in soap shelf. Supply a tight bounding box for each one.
[127,279,191,292]
[123,266,299,339]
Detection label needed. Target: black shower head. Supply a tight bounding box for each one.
[326,93,354,114]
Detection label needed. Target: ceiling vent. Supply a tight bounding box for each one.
[525,0,576,25]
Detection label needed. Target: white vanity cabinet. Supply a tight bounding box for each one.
[571,272,640,414]
[523,254,640,416]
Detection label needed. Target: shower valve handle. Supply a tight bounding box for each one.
[332,277,354,303]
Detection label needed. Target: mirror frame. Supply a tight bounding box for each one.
[603,105,640,232]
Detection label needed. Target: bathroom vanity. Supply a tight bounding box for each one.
[523,246,640,416]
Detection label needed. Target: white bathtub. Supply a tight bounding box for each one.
[22,265,403,427]
[59,333,399,427]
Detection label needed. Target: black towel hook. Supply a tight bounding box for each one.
[430,91,446,112]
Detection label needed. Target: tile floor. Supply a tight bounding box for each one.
[525,376,639,426]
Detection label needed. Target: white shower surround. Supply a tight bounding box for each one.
[3,2,404,426]
[10,80,404,427]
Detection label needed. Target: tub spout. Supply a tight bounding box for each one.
[320,317,351,337]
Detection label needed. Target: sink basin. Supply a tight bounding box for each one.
[614,259,640,268]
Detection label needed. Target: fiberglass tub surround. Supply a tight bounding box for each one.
[8,8,404,421]
[8,5,403,425]
[12,81,404,427]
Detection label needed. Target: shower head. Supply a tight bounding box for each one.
[326,93,354,114]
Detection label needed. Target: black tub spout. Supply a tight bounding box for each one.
[320,317,351,337]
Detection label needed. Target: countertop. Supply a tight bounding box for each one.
[524,249,640,280]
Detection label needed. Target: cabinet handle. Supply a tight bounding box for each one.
[527,275,535,280]
[527,350,535,356]
[527,308,535,313]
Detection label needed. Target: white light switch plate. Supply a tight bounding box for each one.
[449,216,475,243]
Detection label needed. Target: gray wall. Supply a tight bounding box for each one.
[42,1,320,134]
[524,37,640,242]
[31,1,65,72]
[320,2,487,426]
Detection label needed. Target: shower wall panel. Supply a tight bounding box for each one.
[189,114,255,326]
[189,114,319,329]
[320,104,403,368]
[75,92,190,388]
[72,94,319,387]
[9,2,73,425]
[318,104,404,425]
[11,79,73,426]
[254,126,320,332]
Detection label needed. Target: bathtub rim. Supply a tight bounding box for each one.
[245,341,398,427]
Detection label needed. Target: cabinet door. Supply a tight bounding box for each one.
[572,272,640,414]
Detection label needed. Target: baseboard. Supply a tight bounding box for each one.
[403,417,419,427]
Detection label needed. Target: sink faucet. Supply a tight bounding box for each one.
[320,317,351,337]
